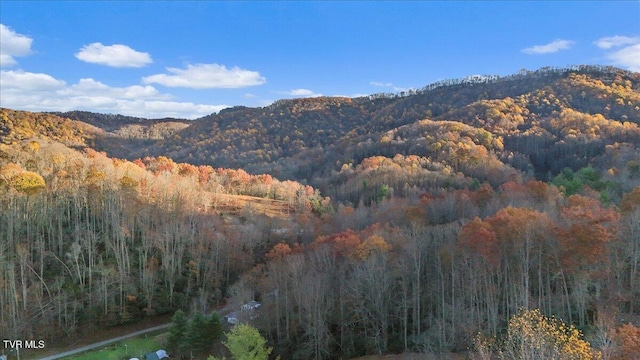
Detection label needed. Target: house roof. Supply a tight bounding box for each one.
[144,350,168,360]
[144,353,160,360]
[242,300,261,310]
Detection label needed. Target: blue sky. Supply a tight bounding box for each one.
[1,1,639,119]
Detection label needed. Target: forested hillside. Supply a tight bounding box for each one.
[41,66,638,188]
[1,65,640,359]
[0,132,327,344]
[81,66,639,205]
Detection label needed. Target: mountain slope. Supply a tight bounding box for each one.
[134,66,639,180]
[1,107,102,147]
[6,65,639,204]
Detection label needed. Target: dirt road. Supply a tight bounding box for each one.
[37,323,170,360]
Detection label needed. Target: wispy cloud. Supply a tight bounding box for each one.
[143,63,266,89]
[370,81,408,92]
[370,81,393,87]
[594,35,640,49]
[0,70,227,119]
[332,93,370,98]
[606,43,640,72]
[593,35,640,72]
[75,43,152,68]
[58,78,170,100]
[0,24,33,67]
[521,39,574,54]
[276,88,323,97]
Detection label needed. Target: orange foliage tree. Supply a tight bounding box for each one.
[559,195,619,272]
[614,323,640,360]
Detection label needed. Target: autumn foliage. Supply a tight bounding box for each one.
[474,308,600,360]
[1,65,640,359]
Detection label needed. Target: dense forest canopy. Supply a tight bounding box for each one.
[1,65,639,359]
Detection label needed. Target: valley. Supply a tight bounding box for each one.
[1,65,640,359]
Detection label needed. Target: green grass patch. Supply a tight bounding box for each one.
[62,333,165,360]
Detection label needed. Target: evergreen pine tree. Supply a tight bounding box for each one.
[207,312,224,344]
[186,312,210,352]
[167,309,188,355]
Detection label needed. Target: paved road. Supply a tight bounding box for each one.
[38,323,171,360]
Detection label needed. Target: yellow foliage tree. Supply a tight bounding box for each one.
[120,175,139,189]
[474,308,601,360]
[498,308,600,360]
[22,140,40,153]
[9,171,46,195]
[0,163,24,186]
[355,235,391,260]
[85,166,106,185]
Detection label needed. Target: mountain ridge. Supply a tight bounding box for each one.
[2,65,639,204]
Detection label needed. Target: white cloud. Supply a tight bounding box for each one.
[594,35,640,49]
[345,93,370,98]
[143,63,266,89]
[0,70,66,91]
[276,88,323,97]
[593,35,640,72]
[328,93,369,99]
[606,44,640,72]
[522,39,575,54]
[258,99,275,107]
[0,24,33,67]
[370,81,393,87]
[75,43,152,68]
[370,81,408,92]
[58,78,170,100]
[112,101,228,119]
[0,70,227,119]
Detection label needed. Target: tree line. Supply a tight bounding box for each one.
[0,139,324,342]
[244,182,640,358]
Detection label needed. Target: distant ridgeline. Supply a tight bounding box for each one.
[364,65,637,100]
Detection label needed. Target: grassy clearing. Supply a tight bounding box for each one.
[62,333,165,360]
